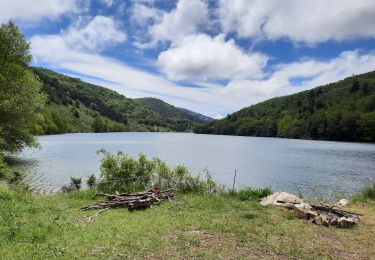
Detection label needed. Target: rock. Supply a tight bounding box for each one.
[260,192,304,206]
[329,217,339,226]
[294,203,314,218]
[313,215,323,225]
[337,217,356,228]
[337,199,349,207]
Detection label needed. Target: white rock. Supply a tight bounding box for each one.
[337,199,349,207]
[260,192,304,206]
[294,203,314,218]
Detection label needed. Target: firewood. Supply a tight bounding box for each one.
[81,188,173,212]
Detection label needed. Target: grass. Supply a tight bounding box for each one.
[237,187,272,201]
[1,186,375,259]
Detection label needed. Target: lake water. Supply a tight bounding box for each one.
[13,132,375,198]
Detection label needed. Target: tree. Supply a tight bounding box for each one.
[92,116,107,132]
[362,82,369,95]
[0,21,46,153]
[351,80,360,92]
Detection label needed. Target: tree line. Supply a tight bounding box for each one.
[195,74,375,142]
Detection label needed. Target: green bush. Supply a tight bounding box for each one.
[238,187,272,201]
[61,177,82,192]
[86,174,96,189]
[0,155,13,181]
[94,149,221,194]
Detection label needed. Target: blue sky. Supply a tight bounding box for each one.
[1,0,375,118]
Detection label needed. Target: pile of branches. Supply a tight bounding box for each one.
[81,188,173,212]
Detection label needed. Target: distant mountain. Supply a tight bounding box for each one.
[194,71,375,142]
[136,97,213,128]
[31,67,210,134]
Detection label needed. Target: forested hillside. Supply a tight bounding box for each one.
[136,97,213,131]
[194,71,375,142]
[31,68,211,134]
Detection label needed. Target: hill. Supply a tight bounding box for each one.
[194,71,375,142]
[136,97,212,131]
[31,67,211,134]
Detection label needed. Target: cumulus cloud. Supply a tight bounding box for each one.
[220,50,375,107]
[157,34,268,81]
[131,2,162,26]
[0,0,79,22]
[218,0,375,43]
[62,16,126,52]
[142,0,209,45]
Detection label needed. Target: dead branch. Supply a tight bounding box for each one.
[82,188,174,212]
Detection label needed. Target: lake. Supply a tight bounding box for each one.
[13,132,375,198]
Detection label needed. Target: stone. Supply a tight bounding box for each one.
[337,217,356,228]
[294,203,314,218]
[337,199,349,207]
[313,215,323,225]
[260,192,304,206]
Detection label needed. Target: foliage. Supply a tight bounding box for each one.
[61,177,82,192]
[194,72,375,142]
[238,187,272,201]
[31,67,211,134]
[86,174,96,189]
[95,149,221,194]
[136,97,213,131]
[0,21,46,153]
[0,155,13,181]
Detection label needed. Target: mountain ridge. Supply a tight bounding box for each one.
[194,71,375,142]
[31,67,212,134]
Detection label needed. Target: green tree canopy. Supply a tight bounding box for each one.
[0,21,46,153]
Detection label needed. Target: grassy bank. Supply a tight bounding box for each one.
[1,186,375,259]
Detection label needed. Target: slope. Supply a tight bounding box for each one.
[194,71,375,142]
[31,67,210,134]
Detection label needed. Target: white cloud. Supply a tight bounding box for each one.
[220,50,375,107]
[62,16,126,52]
[131,2,162,26]
[102,0,114,7]
[218,0,375,43]
[146,0,208,45]
[157,34,268,81]
[0,0,79,22]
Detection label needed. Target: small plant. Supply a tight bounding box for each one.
[61,176,82,192]
[361,183,375,200]
[70,177,82,190]
[86,174,96,189]
[238,187,272,201]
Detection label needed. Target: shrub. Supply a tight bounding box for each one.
[94,149,221,194]
[0,155,14,181]
[86,174,96,189]
[238,187,272,201]
[61,177,82,192]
